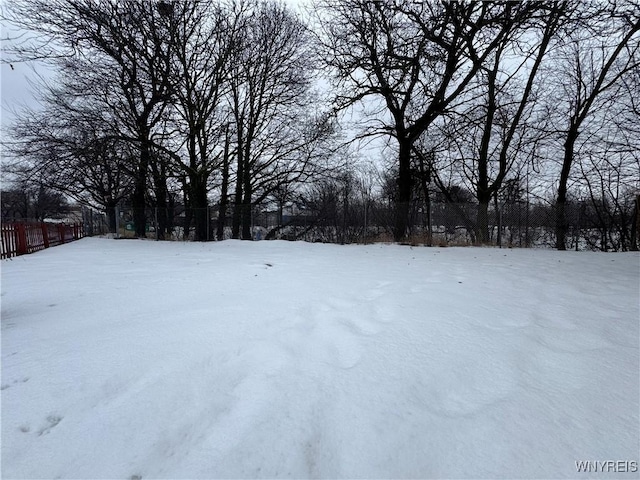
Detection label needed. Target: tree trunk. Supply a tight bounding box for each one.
[394,139,413,242]
[555,130,577,250]
[555,199,567,251]
[476,196,491,244]
[191,176,208,242]
[240,132,254,240]
[241,181,252,240]
[132,182,147,238]
[105,201,117,234]
[133,139,151,238]
[181,179,192,241]
[217,132,230,241]
[418,165,431,246]
[630,195,639,251]
[232,195,242,238]
[216,191,228,241]
[476,50,496,245]
[494,193,502,247]
[152,164,168,241]
[166,193,175,237]
[232,135,244,240]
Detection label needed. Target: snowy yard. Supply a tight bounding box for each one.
[1,238,638,479]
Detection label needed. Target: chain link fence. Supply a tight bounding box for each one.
[81,208,110,237]
[109,198,638,251]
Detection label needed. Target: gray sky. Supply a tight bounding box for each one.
[1,15,55,135]
[1,61,45,130]
[0,0,386,173]
[0,0,310,132]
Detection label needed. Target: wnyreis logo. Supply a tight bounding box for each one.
[575,461,638,473]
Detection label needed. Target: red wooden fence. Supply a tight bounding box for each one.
[1,222,84,259]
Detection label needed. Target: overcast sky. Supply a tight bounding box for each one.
[0,0,309,131]
[1,15,57,136]
[0,0,386,172]
[1,61,44,130]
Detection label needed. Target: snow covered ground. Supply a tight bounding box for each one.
[1,238,638,479]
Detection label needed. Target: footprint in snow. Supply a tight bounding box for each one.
[1,377,29,390]
[38,415,63,436]
[312,322,364,369]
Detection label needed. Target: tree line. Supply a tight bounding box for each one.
[2,0,639,250]
[4,0,338,241]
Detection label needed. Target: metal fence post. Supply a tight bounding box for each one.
[575,205,581,252]
[427,197,433,247]
[497,203,502,248]
[115,205,120,239]
[81,206,85,236]
[364,196,368,244]
[525,199,530,247]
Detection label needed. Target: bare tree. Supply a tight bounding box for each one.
[6,0,177,237]
[5,67,135,232]
[167,0,244,241]
[427,2,569,243]
[315,0,543,241]
[229,0,326,240]
[550,3,640,249]
[1,180,68,223]
[573,71,640,251]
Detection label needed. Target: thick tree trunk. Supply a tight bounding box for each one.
[555,197,568,251]
[181,180,192,241]
[217,196,228,241]
[190,176,209,242]
[105,201,117,234]
[217,132,230,241]
[166,193,175,237]
[232,196,242,238]
[239,138,253,240]
[153,168,168,241]
[417,159,432,246]
[232,137,244,240]
[476,196,491,244]
[132,183,147,238]
[394,140,413,242]
[133,139,151,238]
[476,52,496,245]
[556,131,577,250]
[155,204,166,240]
[241,183,252,240]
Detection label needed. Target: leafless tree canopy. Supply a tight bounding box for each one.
[2,0,638,250]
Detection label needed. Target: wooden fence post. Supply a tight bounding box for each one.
[41,223,50,249]
[58,224,66,244]
[15,223,27,255]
